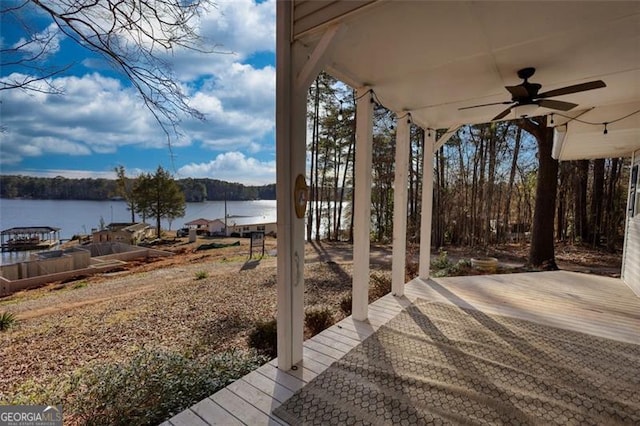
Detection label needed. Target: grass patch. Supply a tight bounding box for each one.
[0,311,17,331]
[72,281,88,290]
[7,348,266,425]
[194,270,209,280]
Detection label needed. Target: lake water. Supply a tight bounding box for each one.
[0,198,277,264]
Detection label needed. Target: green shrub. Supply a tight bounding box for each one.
[10,348,266,425]
[369,272,391,301]
[432,250,452,270]
[339,294,352,316]
[0,311,17,331]
[247,319,278,359]
[305,306,334,336]
[194,270,208,280]
[72,281,87,289]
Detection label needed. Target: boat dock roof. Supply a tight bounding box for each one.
[1,226,61,235]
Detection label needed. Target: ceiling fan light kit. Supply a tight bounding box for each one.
[513,104,539,118]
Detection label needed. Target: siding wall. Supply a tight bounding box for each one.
[622,149,640,296]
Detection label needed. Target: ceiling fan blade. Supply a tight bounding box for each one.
[459,101,511,111]
[537,99,578,111]
[537,80,606,98]
[492,107,513,121]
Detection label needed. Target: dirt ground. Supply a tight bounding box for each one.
[0,237,622,402]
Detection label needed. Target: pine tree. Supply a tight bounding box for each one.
[134,166,186,238]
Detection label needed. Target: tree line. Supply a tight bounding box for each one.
[0,175,276,202]
[306,73,629,266]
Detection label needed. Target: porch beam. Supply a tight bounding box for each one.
[352,87,374,321]
[296,24,343,91]
[434,124,461,151]
[419,129,436,279]
[391,114,410,296]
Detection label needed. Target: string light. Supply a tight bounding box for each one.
[362,88,638,139]
[550,109,640,133]
[337,100,344,122]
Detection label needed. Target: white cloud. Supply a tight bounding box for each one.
[200,0,275,56]
[0,73,171,162]
[177,151,275,185]
[12,23,62,58]
[1,0,277,176]
[170,0,275,80]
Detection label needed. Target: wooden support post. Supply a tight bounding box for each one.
[352,87,374,321]
[419,130,435,279]
[392,114,410,296]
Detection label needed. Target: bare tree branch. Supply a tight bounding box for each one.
[1,0,227,144]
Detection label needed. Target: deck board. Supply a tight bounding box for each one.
[168,408,210,426]
[189,398,241,426]
[169,271,640,425]
[210,388,283,425]
[240,371,294,404]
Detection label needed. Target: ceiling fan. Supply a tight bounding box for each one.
[459,67,606,121]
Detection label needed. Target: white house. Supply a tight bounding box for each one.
[225,216,277,237]
[184,218,211,234]
[623,152,640,294]
[206,219,226,235]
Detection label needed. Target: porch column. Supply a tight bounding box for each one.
[276,2,340,370]
[352,88,374,321]
[419,129,435,278]
[391,114,410,296]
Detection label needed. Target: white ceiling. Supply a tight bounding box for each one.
[293,0,640,159]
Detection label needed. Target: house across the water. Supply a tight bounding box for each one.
[184,218,226,235]
[92,223,154,245]
[0,226,61,252]
[182,216,276,237]
[225,216,276,237]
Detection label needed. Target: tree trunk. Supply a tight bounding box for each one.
[573,160,589,242]
[523,118,558,269]
[590,158,605,246]
[504,126,522,241]
[485,128,497,245]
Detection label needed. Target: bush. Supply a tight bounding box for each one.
[9,348,266,426]
[0,311,16,331]
[339,294,352,316]
[305,305,334,336]
[433,259,473,277]
[432,250,452,270]
[369,272,391,301]
[194,270,208,280]
[247,319,278,359]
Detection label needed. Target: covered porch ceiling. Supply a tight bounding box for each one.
[293,0,640,160]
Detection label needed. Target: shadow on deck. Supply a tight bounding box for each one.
[165,271,640,426]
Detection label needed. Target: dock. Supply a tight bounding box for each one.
[1,226,61,252]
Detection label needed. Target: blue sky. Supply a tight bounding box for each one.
[0,0,277,185]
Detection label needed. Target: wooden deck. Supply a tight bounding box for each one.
[165,271,640,425]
